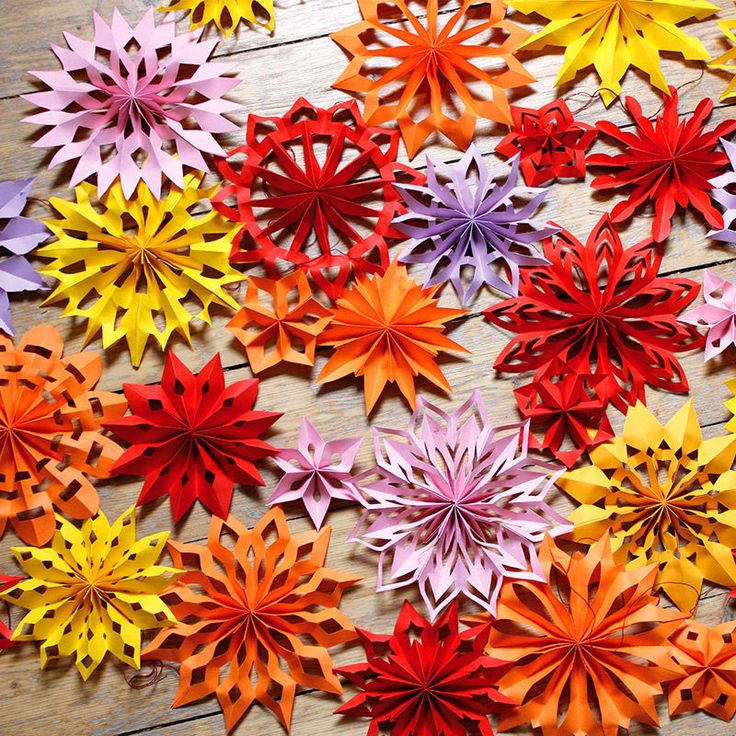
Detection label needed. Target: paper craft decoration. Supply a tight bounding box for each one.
[268,417,362,529]
[0,326,125,546]
[475,535,684,736]
[317,260,468,414]
[668,619,736,721]
[23,9,240,200]
[727,378,736,433]
[0,507,181,680]
[213,98,421,300]
[495,99,597,186]
[227,272,333,373]
[588,87,736,242]
[350,391,570,620]
[106,352,281,522]
[0,179,48,335]
[395,147,556,305]
[710,17,736,99]
[159,0,275,35]
[331,0,534,157]
[335,600,513,735]
[708,138,736,244]
[40,173,242,367]
[514,358,614,468]
[679,271,736,361]
[511,0,718,105]
[144,508,359,732]
[558,401,736,613]
[0,575,23,650]
[485,214,703,413]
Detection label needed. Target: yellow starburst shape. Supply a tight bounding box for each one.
[511,0,718,105]
[160,0,275,36]
[726,378,736,432]
[40,172,243,367]
[711,18,736,100]
[0,507,182,680]
[557,400,736,614]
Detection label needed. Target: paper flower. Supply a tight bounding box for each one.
[317,260,468,414]
[511,0,718,105]
[350,391,570,620]
[588,87,736,242]
[40,173,242,367]
[727,379,736,433]
[335,601,512,736]
[708,137,736,244]
[485,214,703,413]
[679,271,736,361]
[0,178,48,335]
[0,507,181,680]
[227,272,333,373]
[159,0,275,35]
[710,17,736,99]
[331,0,534,157]
[106,352,281,523]
[23,9,240,200]
[268,417,362,529]
[475,535,684,736]
[558,401,736,613]
[0,326,126,547]
[669,619,736,721]
[0,575,23,650]
[213,98,421,301]
[395,146,556,305]
[495,99,598,187]
[514,358,614,468]
[144,509,359,732]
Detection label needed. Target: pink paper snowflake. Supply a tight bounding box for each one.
[350,391,571,620]
[268,417,362,529]
[23,9,240,199]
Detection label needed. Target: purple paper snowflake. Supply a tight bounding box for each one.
[350,390,571,620]
[394,145,556,305]
[710,138,736,244]
[268,417,362,529]
[23,8,240,200]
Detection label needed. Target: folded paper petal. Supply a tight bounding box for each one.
[159,0,275,35]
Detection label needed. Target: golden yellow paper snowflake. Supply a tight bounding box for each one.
[40,172,243,367]
[712,18,736,100]
[726,378,736,432]
[160,0,275,36]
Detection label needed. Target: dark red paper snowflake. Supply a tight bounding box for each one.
[484,215,703,413]
[335,600,512,736]
[496,99,597,187]
[213,97,422,300]
[588,86,736,242]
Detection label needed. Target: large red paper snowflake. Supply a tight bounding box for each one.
[213,98,422,300]
[588,86,736,242]
[484,215,703,412]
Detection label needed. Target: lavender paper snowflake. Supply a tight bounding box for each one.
[350,390,571,620]
[394,146,556,305]
[23,8,240,200]
[710,138,736,244]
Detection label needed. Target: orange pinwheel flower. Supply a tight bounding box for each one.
[143,508,359,733]
[331,0,534,157]
[317,260,468,414]
[0,326,126,546]
[227,272,333,373]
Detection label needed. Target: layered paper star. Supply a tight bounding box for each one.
[160,0,275,35]
[0,507,182,680]
[106,352,281,522]
[144,509,359,732]
[23,9,240,199]
[40,173,242,367]
[395,146,556,305]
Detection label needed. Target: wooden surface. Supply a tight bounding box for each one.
[2,1,736,735]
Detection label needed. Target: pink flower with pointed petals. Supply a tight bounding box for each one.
[23,8,240,199]
[268,417,362,528]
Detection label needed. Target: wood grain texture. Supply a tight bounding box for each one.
[2,1,736,735]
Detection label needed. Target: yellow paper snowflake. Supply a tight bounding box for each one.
[711,18,736,100]
[40,172,243,367]
[511,0,718,105]
[726,379,736,432]
[160,0,275,35]
[0,507,182,680]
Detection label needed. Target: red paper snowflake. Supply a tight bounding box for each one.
[588,86,736,242]
[484,215,703,412]
[496,99,597,187]
[213,98,422,300]
[0,574,23,649]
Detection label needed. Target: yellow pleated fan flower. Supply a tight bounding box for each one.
[160,0,275,36]
[0,507,182,680]
[40,173,243,367]
[711,18,736,100]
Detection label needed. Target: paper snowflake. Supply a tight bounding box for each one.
[708,137,736,244]
[160,0,275,35]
